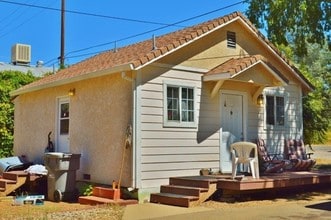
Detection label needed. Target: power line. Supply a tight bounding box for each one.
[0,0,57,39]
[0,0,185,27]
[0,0,246,66]
[46,1,246,65]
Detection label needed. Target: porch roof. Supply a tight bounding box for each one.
[203,55,289,99]
[203,55,289,85]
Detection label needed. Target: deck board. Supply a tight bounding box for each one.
[215,171,331,191]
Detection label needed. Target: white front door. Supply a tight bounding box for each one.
[220,92,244,173]
[57,97,70,152]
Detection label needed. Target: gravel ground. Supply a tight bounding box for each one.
[45,206,124,220]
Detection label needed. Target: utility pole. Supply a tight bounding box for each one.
[60,0,65,67]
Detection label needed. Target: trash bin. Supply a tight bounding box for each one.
[44,152,81,202]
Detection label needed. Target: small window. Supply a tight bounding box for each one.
[266,95,285,126]
[60,102,69,134]
[227,31,236,48]
[164,83,196,127]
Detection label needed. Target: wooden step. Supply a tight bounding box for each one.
[0,178,16,189]
[150,193,199,207]
[2,172,20,181]
[78,196,138,206]
[169,177,210,188]
[92,187,120,200]
[160,185,208,196]
[0,173,28,196]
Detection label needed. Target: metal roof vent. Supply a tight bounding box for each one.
[11,44,31,65]
[152,34,157,50]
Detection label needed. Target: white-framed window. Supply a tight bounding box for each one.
[163,81,197,128]
[264,90,287,128]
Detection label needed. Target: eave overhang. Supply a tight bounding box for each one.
[10,63,134,97]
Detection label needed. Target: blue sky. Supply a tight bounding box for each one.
[0,0,248,68]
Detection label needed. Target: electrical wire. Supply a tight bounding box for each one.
[0,0,39,32]
[45,1,246,66]
[0,0,57,38]
[65,1,245,57]
[0,0,246,66]
[0,0,185,27]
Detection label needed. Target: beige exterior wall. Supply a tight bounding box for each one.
[14,72,133,186]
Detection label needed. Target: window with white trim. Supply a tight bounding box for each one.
[164,83,196,127]
[266,95,285,126]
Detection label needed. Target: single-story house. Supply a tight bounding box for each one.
[10,11,313,200]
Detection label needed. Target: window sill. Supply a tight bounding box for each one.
[163,121,197,128]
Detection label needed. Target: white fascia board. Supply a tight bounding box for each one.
[150,62,209,73]
[10,63,134,96]
[203,72,231,81]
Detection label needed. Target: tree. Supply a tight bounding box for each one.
[0,71,37,157]
[300,43,331,146]
[245,1,331,146]
[245,0,331,57]
[270,42,330,147]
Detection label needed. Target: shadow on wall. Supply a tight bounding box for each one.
[197,82,221,143]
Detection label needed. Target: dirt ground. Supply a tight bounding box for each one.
[0,145,330,219]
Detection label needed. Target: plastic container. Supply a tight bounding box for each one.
[44,153,81,202]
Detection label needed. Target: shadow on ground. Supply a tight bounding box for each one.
[306,200,331,211]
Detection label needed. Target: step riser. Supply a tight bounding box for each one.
[0,181,7,189]
[92,187,120,200]
[78,196,138,206]
[150,194,190,207]
[79,197,103,205]
[169,178,210,188]
[160,185,201,196]
[3,172,19,181]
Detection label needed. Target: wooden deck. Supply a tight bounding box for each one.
[150,170,331,207]
[215,170,331,191]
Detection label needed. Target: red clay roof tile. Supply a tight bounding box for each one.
[13,11,312,95]
[205,55,289,84]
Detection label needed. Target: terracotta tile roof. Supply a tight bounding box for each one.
[12,11,313,95]
[205,55,289,84]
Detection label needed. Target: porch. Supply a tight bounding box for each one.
[150,170,331,207]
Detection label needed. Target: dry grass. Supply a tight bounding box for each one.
[0,198,124,219]
[315,158,331,170]
[326,130,331,145]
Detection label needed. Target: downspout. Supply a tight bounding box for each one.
[125,69,141,189]
[134,69,142,189]
[122,70,136,188]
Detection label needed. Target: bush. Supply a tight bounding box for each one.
[0,71,38,157]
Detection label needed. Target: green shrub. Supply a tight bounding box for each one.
[79,183,94,196]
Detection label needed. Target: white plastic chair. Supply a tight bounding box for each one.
[231,141,260,179]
